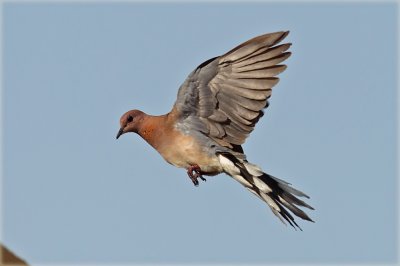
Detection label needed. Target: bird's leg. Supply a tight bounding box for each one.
[187,164,206,186]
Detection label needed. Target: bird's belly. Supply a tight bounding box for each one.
[157,135,223,175]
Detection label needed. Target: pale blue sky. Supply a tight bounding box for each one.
[2,2,398,265]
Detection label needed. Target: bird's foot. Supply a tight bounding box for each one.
[187,164,206,186]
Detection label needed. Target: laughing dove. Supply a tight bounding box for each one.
[117,31,314,229]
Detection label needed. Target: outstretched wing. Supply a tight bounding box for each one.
[172,31,291,148]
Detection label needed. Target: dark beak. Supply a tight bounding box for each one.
[116,128,124,139]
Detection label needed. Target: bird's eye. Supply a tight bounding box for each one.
[127,115,133,122]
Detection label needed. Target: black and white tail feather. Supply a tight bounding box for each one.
[218,153,314,230]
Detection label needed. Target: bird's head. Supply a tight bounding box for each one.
[116,109,144,139]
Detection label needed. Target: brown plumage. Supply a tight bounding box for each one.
[117,31,314,230]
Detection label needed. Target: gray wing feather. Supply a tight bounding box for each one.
[229,65,287,79]
[218,83,272,100]
[220,31,289,63]
[219,91,267,112]
[208,110,228,122]
[173,31,291,148]
[220,77,279,90]
[234,44,291,68]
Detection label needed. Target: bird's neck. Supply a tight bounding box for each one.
[136,113,171,149]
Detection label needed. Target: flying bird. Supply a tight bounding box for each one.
[117,31,314,229]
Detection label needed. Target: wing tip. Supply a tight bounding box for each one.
[272,30,290,45]
[221,30,291,62]
[258,30,290,45]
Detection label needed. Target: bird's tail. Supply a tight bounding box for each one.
[218,153,314,230]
